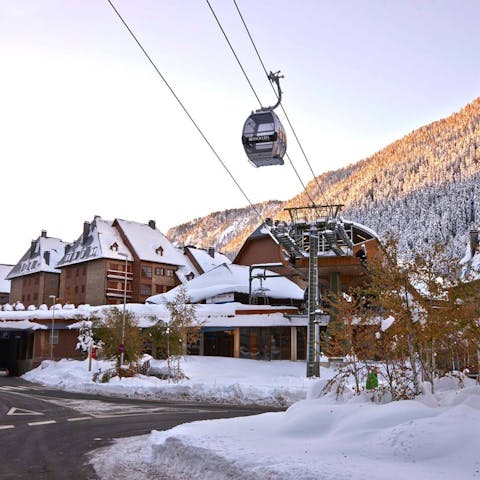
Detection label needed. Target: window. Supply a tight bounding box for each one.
[82,266,87,276]
[155,267,164,276]
[35,277,39,285]
[140,284,152,296]
[76,267,80,277]
[49,330,59,345]
[81,285,85,293]
[67,269,71,278]
[155,284,163,293]
[141,266,152,278]
[34,293,38,300]
[75,285,79,294]
[166,269,174,277]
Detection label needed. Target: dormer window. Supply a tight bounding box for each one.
[110,242,119,252]
[155,245,164,256]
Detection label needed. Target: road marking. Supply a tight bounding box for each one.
[0,425,15,430]
[28,420,56,426]
[0,386,44,391]
[67,417,91,422]
[7,407,44,416]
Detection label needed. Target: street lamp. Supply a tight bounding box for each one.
[49,295,56,360]
[118,252,129,366]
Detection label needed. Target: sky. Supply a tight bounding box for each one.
[21,355,480,479]
[1,0,480,265]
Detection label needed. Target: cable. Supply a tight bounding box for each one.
[232,0,331,212]
[105,0,268,230]
[206,0,318,210]
[285,153,318,208]
[206,0,262,109]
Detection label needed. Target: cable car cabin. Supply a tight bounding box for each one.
[242,109,287,167]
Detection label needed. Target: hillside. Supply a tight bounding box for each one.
[167,97,480,260]
[167,201,283,259]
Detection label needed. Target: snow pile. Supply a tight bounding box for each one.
[147,382,480,480]
[23,356,321,407]
[23,355,480,479]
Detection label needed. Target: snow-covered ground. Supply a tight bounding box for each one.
[23,357,480,480]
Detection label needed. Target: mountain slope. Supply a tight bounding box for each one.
[167,201,283,259]
[168,97,480,260]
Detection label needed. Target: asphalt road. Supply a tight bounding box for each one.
[0,376,270,480]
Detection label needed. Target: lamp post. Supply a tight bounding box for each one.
[118,252,129,366]
[49,295,56,360]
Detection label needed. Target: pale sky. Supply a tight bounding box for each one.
[1,0,479,265]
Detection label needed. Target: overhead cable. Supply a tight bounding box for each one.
[106,0,269,228]
[206,0,318,209]
[232,0,331,211]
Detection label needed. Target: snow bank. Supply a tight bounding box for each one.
[23,356,322,407]
[148,384,480,480]
[23,356,480,479]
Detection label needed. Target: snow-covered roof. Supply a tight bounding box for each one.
[115,219,186,267]
[57,216,131,267]
[0,302,298,329]
[6,234,68,279]
[0,319,47,330]
[184,246,231,274]
[147,263,304,304]
[0,264,13,293]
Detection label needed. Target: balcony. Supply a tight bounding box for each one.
[107,268,133,281]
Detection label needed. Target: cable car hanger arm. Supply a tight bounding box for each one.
[263,71,283,111]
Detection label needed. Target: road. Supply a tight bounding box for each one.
[0,376,270,480]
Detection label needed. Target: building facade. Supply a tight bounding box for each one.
[6,231,68,307]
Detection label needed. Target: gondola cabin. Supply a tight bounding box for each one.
[242,109,287,167]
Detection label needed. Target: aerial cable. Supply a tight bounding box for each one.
[206,0,262,109]
[232,0,332,213]
[105,0,271,233]
[206,0,318,209]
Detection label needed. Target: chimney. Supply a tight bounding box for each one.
[82,221,90,244]
[30,240,37,256]
[65,244,71,254]
[41,230,47,238]
[208,247,215,258]
[148,220,156,230]
[470,229,479,256]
